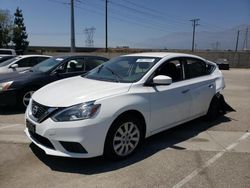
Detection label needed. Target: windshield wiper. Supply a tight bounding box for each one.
[104,66,122,83]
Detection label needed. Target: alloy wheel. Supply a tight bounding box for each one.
[112,122,140,156]
[23,91,34,107]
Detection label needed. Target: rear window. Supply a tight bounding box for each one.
[184,58,215,79]
[0,50,12,55]
[0,57,20,67]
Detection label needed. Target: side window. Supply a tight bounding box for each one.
[66,58,85,72]
[15,58,32,67]
[135,62,151,74]
[154,59,183,82]
[184,58,209,79]
[84,58,106,71]
[35,57,49,66]
[0,50,12,55]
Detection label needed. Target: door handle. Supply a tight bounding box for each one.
[182,89,189,94]
[208,84,214,88]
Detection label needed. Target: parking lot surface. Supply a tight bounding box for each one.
[0,68,249,188]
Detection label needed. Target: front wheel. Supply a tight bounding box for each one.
[19,90,35,109]
[104,114,144,160]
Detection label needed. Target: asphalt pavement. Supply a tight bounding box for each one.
[0,68,249,188]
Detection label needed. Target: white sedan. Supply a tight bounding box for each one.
[25,52,225,160]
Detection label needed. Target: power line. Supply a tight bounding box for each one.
[108,0,189,29]
[74,2,173,33]
[120,0,189,25]
[47,0,69,5]
[96,0,190,32]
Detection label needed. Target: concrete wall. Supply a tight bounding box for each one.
[66,51,250,68]
[27,46,250,68]
[191,52,250,68]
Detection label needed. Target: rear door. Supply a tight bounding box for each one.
[183,57,215,117]
[12,57,36,71]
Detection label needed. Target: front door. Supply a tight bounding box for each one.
[147,59,192,133]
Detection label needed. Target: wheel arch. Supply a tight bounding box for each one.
[110,109,147,139]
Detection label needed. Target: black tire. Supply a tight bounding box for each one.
[104,114,144,160]
[205,94,221,121]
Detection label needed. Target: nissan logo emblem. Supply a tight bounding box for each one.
[32,105,38,115]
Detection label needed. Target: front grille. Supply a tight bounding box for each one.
[32,100,50,119]
[31,100,59,123]
[29,131,55,149]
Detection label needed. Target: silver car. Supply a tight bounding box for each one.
[0,55,51,74]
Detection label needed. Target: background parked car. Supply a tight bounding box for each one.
[0,49,16,56]
[0,55,16,64]
[0,55,51,74]
[0,55,108,108]
[215,58,230,70]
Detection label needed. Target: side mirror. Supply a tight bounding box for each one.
[153,75,172,85]
[55,66,64,74]
[10,64,18,69]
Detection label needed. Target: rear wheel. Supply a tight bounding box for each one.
[205,94,221,121]
[104,114,144,160]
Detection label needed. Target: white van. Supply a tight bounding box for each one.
[0,49,17,56]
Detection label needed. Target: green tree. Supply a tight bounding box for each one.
[12,7,29,54]
[0,9,13,48]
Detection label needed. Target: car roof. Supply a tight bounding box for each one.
[122,52,203,59]
[16,55,51,58]
[53,55,108,58]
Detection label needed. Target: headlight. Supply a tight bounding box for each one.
[0,81,13,91]
[52,101,101,122]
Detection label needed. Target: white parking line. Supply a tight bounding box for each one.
[0,124,22,130]
[172,132,250,188]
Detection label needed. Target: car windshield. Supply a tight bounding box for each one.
[0,57,20,67]
[31,57,64,72]
[84,56,161,83]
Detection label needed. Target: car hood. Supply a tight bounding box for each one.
[0,70,32,82]
[32,76,132,107]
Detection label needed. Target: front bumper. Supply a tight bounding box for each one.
[0,89,19,106]
[25,106,112,158]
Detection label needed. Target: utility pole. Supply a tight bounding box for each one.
[70,0,76,52]
[235,29,240,52]
[190,18,200,52]
[243,28,248,50]
[246,28,248,49]
[215,41,220,51]
[105,0,108,52]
